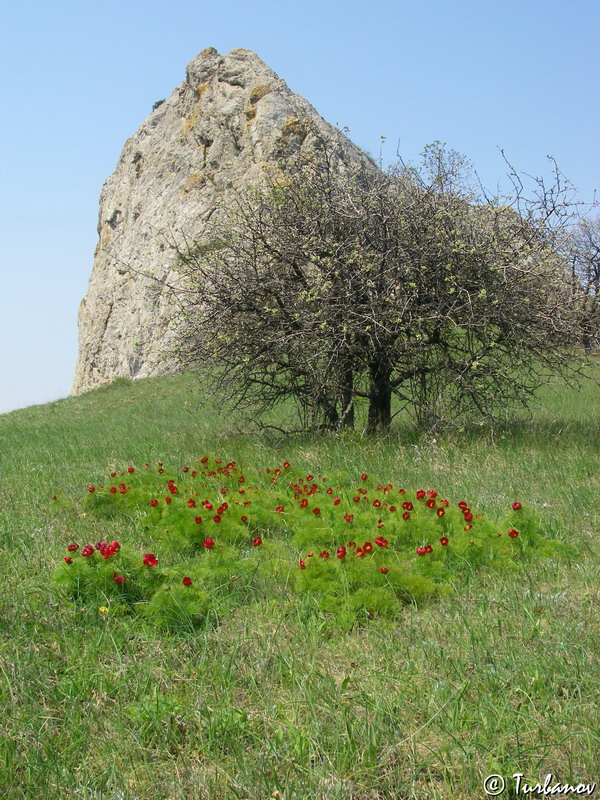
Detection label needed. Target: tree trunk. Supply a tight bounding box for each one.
[340,367,354,429]
[367,365,392,434]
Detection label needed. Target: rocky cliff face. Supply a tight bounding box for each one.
[72,47,373,394]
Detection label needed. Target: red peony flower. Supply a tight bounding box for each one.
[275,505,285,512]
[508,528,519,538]
[195,516,203,524]
[200,456,208,464]
[67,544,79,552]
[143,553,158,567]
[426,498,436,509]
[203,537,215,549]
[436,508,445,518]
[361,473,368,481]
[326,487,333,495]
[81,545,94,557]
[363,541,373,553]
[333,497,341,505]
[127,467,134,474]
[300,499,308,508]
[389,505,396,512]
[283,462,290,469]
[374,537,388,547]
[353,496,360,503]
[440,537,449,546]
[416,490,426,500]
[240,515,248,523]
[416,547,426,555]
[463,512,473,522]
[165,496,172,504]
[379,566,389,574]
[425,545,433,553]
[182,466,189,473]
[113,573,126,584]
[88,486,95,493]
[252,537,262,547]
[110,472,117,478]
[150,499,158,507]
[313,507,321,515]
[109,486,117,494]
[299,559,306,569]
[187,499,196,508]
[355,548,365,557]
[182,577,192,586]
[319,551,330,559]
[372,499,381,508]
[336,546,346,559]
[213,515,222,523]
[402,512,411,521]
[402,501,413,511]
[64,556,73,564]
[343,513,354,523]
[512,502,522,511]
[158,468,164,474]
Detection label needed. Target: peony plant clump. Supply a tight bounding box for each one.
[52,458,568,628]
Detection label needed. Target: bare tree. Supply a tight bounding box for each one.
[569,215,600,352]
[169,133,590,433]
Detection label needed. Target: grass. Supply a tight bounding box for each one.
[0,369,598,799]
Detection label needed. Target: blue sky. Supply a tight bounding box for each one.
[1,0,598,414]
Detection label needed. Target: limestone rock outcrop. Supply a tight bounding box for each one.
[72,47,373,394]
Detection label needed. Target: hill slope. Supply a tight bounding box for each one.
[0,372,598,799]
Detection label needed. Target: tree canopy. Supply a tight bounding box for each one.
[168,133,593,433]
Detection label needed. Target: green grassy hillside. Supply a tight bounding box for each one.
[0,371,598,799]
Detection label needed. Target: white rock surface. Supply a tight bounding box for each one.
[72,47,372,394]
